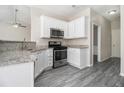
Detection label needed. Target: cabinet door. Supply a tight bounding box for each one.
[68,48,75,64]
[57,20,63,30]
[80,49,88,68]
[62,22,68,38]
[72,48,80,66]
[80,17,86,37]
[67,48,80,67]
[34,53,40,77]
[68,21,75,38]
[40,16,51,38]
[67,16,86,39]
[67,48,73,63]
[39,51,46,70]
[44,49,53,67]
[75,17,85,38]
[75,18,82,37]
[51,18,59,29]
[34,51,45,78]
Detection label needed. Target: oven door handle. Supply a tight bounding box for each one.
[54,49,67,56]
[54,49,67,52]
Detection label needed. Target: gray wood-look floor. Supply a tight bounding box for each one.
[34,58,124,87]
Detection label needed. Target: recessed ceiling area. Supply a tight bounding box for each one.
[88,5,120,21]
[31,5,120,21]
[0,5,120,25]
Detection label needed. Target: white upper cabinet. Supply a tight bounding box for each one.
[67,16,87,39]
[40,15,87,39]
[40,16,51,38]
[68,21,75,38]
[75,17,86,38]
[40,15,68,38]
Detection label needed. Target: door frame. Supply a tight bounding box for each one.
[91,23,101,65]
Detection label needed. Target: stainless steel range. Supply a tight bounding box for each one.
[48,41,68,68]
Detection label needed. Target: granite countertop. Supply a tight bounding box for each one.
[0,45,54,67]
[67,45,89,49]
[29,46,50,53]
[0,44,88,67]
[0,50,34,67]
[0,40,36,43]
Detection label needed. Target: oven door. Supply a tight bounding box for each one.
[54,49,67,61]
[53,49,67,67]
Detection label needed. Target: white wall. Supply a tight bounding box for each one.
[91,9,111,62]
[111,18,120,57]
[120,6,124,76]
[0,5,31,41]
[0,23,31,41]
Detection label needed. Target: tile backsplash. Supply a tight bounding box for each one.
[0,40,36,52]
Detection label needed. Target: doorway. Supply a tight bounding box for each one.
[92,23,101,66]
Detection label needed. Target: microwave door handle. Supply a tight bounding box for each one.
[62,31,64,36]
[54,49,67,52]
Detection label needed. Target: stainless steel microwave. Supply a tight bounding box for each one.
[50,28,64,38]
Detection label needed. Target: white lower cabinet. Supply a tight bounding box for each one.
[31,49,53,78]
[67,48,88,69]
[45,49,53,67]
[34,51,45,78]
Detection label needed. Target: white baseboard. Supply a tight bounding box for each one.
[120,73,124,76]
[111,56,120,58]
[68,62,80,69]
[35,66,52,79]
[87,63,93,67]
[99,56,111,62]
[69,62,88,69]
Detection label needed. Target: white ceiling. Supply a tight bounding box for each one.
[31,5,120,21]
[88,5,120,21]
[0,5,120,26]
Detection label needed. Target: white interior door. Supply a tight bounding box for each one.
[112,29,120,57]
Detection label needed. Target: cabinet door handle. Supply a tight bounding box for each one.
[36,58,38,61]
